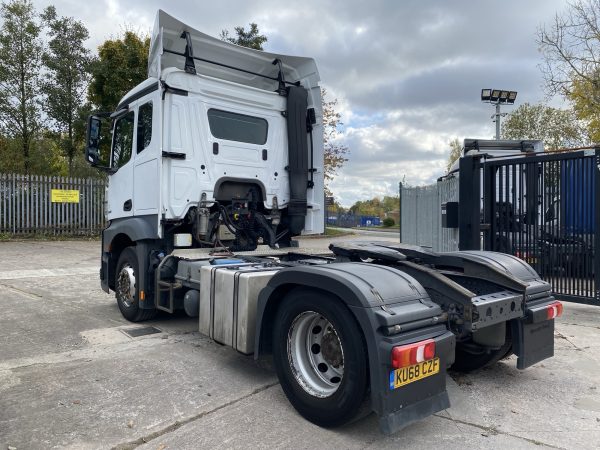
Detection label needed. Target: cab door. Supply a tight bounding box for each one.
[133,99,160,215]
[107,111,135,220]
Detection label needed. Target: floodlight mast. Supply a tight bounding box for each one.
[481,89,517,139]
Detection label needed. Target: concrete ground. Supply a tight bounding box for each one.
[1,237,599,450]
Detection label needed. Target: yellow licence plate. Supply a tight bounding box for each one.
[390,357,440,390]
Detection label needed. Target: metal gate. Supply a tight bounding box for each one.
[458,149,600,305]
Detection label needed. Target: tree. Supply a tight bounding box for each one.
[220,25,350,193]
[501,103,588,150]
[348,195,398,217]
[0,0,44,173]
[382,195,399,213]
[220,23,267,50]
[570,76,600,142]
[88,31,150,111]
[41,6,92,175]
[537,1,600,138]
[446,138,462,172]
[321,88,349,193]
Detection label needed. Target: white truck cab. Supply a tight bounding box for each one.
[87,10,324,257]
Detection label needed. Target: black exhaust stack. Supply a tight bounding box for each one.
[285,85,309,235]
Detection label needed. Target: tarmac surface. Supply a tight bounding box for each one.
[1,237,599,449]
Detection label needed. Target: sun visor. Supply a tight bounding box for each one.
[148,10,320,91]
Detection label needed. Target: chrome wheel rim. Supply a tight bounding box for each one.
[287,311,344,398]
[116,264,136,308]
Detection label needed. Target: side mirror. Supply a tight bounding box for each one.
[86,115,102,165]
[85,112,112,171]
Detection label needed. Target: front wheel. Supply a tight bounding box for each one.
[272,288,368,428]
[115,247,156,322]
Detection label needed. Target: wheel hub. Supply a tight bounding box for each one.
[116,264,136,308]
[320,330,343,368]
[287,311,345,398]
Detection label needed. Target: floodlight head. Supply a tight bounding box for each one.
[481,88,518,104]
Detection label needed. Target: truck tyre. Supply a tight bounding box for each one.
[272,288,368,428]
[115,247,156,322]
[451,337,512,372]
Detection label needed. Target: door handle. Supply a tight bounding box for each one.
[123,199,132,211]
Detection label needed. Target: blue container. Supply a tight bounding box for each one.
[359,216,381,227]
[561,158,595,234]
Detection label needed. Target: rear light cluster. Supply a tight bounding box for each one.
[391,339,435,369]
[546,301,563,320]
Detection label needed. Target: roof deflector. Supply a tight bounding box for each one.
[148,10,320,93]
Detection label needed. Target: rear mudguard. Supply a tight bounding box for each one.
[254,262,455,434]
[329,241,558,369]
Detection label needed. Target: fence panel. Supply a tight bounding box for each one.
[0,173,106,236]
[400,177,459,252]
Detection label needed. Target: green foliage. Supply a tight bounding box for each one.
[220,23,267,50]
[41,5,92,175]
[349,195,399,217]
[569,77,600,142]
[324,227,350,237]
[0,132,91,176]
[501,103,588,150]
[0,0,44,173]
[382,217,395,227]
[88,31,150,111]
[446,138,462,172]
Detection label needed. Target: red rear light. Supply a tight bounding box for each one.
[423,341,436,360]
[391,339,436,369]
[546,301,563,320]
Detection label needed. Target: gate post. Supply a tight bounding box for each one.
[458,155,481,250]
[399,181,403,243]
[482,162,495,251]
[595,147,600,302]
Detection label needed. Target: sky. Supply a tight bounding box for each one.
[32,0,570,207]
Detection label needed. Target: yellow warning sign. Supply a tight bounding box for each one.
[51,189,80,203]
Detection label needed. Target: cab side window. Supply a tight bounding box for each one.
[137,102,153,153]
[112,111,135,170]
[207,109,268,145]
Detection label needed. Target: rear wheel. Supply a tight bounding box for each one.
[272,288,368,427]
[115,247,156,322]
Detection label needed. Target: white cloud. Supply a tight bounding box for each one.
[27,0,569,207]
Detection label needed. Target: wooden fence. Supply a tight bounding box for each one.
[0,173,106,236]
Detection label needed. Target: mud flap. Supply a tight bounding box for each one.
[101,252,110,293]
[376,330,455,435]
[379,390,450,435]
[511,318,554,369]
